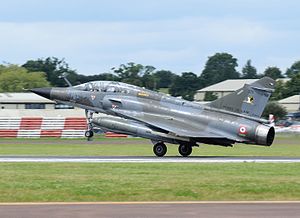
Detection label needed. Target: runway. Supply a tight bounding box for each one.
[0,156,300,163]
[1,202,300,218]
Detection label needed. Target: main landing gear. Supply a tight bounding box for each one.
[85,110,94,141]
[178,144,192,157]
[153,142,167,157]
[152,141,194,157]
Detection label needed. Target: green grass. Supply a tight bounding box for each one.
[0,135,299,156]
[0,162,300,202]
[0,135,299,202]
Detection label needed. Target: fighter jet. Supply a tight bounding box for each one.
[31,77,276,157]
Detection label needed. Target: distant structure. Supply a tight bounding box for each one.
[278,95,300,112]
[194,78,291,100]
[0,92,126,138]
[0,92,84,117]
[194,79,257,101]
[0,92,55,109]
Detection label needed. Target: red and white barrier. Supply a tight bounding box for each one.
[0,117,128,138]
[0,117,86,138]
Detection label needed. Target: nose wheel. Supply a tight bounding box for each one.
[85,130,94,138]
[85,110,94,140]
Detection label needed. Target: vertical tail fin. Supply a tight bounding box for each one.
[208,77,276,118]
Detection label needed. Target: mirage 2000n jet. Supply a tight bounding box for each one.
[31,77,276,157]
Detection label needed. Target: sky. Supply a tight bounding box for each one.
[0,0,299,75]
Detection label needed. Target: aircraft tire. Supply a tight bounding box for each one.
[178,144,192,157]
[153,143,167,157]
[85,130,94,138]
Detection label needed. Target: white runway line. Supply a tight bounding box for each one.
[1,157,300,163]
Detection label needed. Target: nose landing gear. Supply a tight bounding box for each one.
[84,130,94,138]
[85,110,94,141]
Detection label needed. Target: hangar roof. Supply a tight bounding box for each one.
[278,95,300,104]
[197,78,290,92]
[197,79,258,92]
[0,93,54,103]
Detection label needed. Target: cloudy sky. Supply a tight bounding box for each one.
[0,0,299,75]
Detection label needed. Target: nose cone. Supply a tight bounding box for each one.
[30,88,52,99]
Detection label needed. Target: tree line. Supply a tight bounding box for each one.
[1,53,300,102]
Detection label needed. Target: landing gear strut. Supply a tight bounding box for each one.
[85,110,94,140]
[153,142,167,157]
[178,144,192,157]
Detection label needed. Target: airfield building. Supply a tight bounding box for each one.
[194,78,299,112]
[194,79,257,101]
[278,95,300,112]
[194,78,291,102]
[0,92,84,117]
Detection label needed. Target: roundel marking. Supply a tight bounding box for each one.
[239,126,247,135]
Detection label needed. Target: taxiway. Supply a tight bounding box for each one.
[1,201,300,218]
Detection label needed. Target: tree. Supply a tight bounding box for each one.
[204,92,218,101]
[169,72,200,101]
[263,67,283,80]
[281,73,300,98]
[141,65,157,90]
[112,63,157,89]
[241,60,258,79]
[286,60,300,78]
[0,65,50,92]
[153,70,176,89]
[22,57,79,87]
[76,73,119,84]
[270,80,286,100]
[200,53,239,87]
[112,62,143,85]
[262,102,287,120]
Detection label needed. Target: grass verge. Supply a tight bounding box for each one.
[0,162,300,202]
[0,136,299,156]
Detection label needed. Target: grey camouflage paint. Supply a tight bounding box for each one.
[31,77,276,147]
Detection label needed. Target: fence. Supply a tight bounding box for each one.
[0,117,128,138]
[0,117,87,138]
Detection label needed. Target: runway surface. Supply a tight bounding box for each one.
[0,155,300,163]
[1,202,300,218]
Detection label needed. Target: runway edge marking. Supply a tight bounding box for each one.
[1,157,300,163]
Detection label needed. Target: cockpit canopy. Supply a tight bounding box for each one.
[72,81,200,108]
[73,81,147,94]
